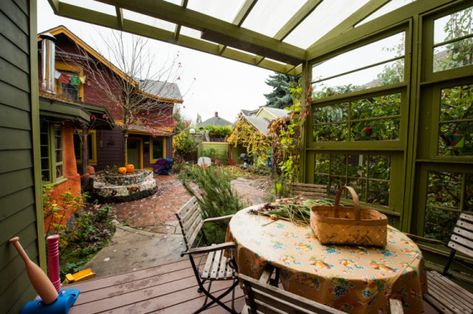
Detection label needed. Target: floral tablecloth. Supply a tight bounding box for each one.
[228,205,426,314]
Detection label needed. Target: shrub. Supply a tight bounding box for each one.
[179,165,246,243]
[173,130,197,159]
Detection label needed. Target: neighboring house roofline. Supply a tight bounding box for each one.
[38,25,182,105]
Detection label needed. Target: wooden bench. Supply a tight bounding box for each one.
[408,212,473,314]
[291,182,328,199]
[240,267,404,314]
[175,196,238,313]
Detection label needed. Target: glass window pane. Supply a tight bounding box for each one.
[312,59,404,99]
[56,165,63,178]
[367,180,389,206]
[315,153,330,174]
[88,135,94,160]
[438,122,473,156]
[351,93,401,120]
[368,155,391,180]
[330,154,346,176]
[313,32,405,82]
[56,149,63,162]
[313,123,348,142]
[42,170,50,182]
[465,174,473,212]
[152,138,164,159]
[424,207,459,242]
[347,154,366,178]
[351,118,400,141]
[314,104,348,123]
[434,6,473,44]
[440,84,473,121]
[433,6,473,72]
[427,171,462,210]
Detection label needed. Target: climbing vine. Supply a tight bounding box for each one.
[227,117,270,159]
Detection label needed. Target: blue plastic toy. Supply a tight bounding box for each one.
[21,288,80,314]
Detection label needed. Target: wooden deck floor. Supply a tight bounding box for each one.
[68,258,244,314]
[67,257,440,314]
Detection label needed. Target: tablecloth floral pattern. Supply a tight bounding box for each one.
[228,206,426,314]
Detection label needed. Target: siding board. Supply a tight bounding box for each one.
[0,34,29,73]
[0,10,28,53]
[0,224,37,270]
[0,103,31,130]
[0,187,34,221]
[0,57,30,92]
[0,205,36,245]
[0,0,28,34]
[0,127,32,150]
[0,168,33,199]
[0,80,30,111]
[0,0,39,311]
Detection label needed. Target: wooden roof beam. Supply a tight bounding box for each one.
[307,0,390,51]
[96,0,305,65]
[115,6,123,29]
[274,0,323,41]
[54,2,300,74]
[233,0,258,26]
[174,0,188,41]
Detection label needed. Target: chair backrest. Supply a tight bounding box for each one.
[448,212,473,259]
[175,196,203,250]
[291,183,328,200]
[239,273,345,314]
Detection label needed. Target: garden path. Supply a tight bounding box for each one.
[85,173,271,278]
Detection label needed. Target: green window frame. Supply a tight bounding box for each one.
[40,121,64,183]
[306,24,411,222]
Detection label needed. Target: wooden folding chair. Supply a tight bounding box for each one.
[175,196,239,313]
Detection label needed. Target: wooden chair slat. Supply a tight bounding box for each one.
[225,263,235,279]
[451,234,473,251]
[218,255,227,278]
[460,213,473,223]
[424,294,456,314]
[448,240,473,258]
[428,280,467,312]
[291,183,328,200]
[457,220,473,233]
[429,271,473,305]
[177,197,198,217]
[182,206,201,232]
[453,226,473,241]
[252,289,323,314]
[201,250,215,279]
[187,220,203,248]
[210,249,222,279]
[251,300,289,314]
[181,202,200,224]
[389,299,403,314]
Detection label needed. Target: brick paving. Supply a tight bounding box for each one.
[112,175,192,234]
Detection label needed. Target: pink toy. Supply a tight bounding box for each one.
[47,235,61,292]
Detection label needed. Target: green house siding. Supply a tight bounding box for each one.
[0,0,44,313]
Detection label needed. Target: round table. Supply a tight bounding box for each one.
[228,205,426,314]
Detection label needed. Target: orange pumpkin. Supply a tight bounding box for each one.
[126,164,135,173]
[118,167,127,174]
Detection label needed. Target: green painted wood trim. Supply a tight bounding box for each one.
[308,0,390,50]
[274,0,323,41]
[29,0,46,270]
[95,0,305,64]
[306,0,457,60]
[233,0,257,26]
[115,6,123,29]
[54,3,298,74]
[39,98,91,123]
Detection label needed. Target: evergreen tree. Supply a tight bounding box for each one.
[264,73,300,109]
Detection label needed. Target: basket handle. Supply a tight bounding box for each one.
[334,186,361,220]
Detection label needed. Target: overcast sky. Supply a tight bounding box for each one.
[37,0,274,124]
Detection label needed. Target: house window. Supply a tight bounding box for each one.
[73,130,97,165]
[55,62,84,102]
[40,121,64,183]
[150,137,166,162]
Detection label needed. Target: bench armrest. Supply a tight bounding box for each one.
[181,241,236,256]
[202,214,234,224]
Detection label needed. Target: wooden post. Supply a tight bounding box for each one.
[82,129,88,174]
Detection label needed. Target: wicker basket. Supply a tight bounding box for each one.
[310,186,388,247]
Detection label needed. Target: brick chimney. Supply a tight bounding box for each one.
[215,112,218,117]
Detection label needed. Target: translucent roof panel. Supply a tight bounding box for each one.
[123,10,176,31]
[187,0,245,23]
[62,0,116,16]
[242,0,306,37]
[283,0,370,49]
[357,0,416,27]
[163,0,183,5]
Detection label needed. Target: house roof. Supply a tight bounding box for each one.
[257,107,290,119]
[139,80,183,104]
[198,113,233,127]
[242,114,270,136]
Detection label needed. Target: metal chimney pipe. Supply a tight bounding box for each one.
[40,33,57,94]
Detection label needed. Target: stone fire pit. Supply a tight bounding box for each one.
[93,169,157,203]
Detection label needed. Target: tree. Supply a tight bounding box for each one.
[60,31,182,164]
[264,73,300,108]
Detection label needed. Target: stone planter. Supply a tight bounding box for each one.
[93,169,157,203]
